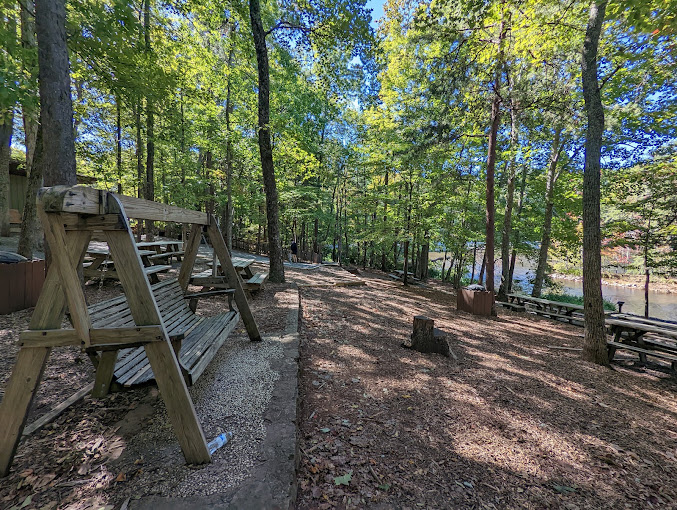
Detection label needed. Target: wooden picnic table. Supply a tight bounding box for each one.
[198,256,268,291]
[84,247,170,283]
[606,316,677,372]
[136,240,184,263]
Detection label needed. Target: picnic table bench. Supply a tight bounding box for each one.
[0,186,262,475]
[84,247,170,283]
[137,240,184,263]
[203,256,269,291]
[389,269,420,283]
[507,293,615,324]
[605,316,677,372]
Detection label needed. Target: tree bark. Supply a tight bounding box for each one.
[17,125,43,258]
[0,112,13,237]
[144,0,154,239]
[497,104,518,301]
[532,127,564,297]
[581,0,609,366]
[485,14,505,314]
[35,0,76,188]
[249,0,284,282]
[224,47,235,251]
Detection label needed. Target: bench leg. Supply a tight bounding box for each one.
[607,344,617,363]
[92,351,118,398]
[0,347,51,477]
[143,341,211,464]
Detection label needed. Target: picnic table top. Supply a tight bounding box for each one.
[87,248,156,257]
[136,241,183,248]
[606,317,677,339]
[210,256,255,269]
[508,294,584,309]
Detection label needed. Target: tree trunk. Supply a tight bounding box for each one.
[470,242,477,282]
[479,251,486,286]
[17,125,43,258]
[485,15,504,313]
[0,112,13,237]
[581,0,609,366]
[532,127,564,298]
[249,0,284,282]
[144,0,154,238]
[403,240,409,285]
[224,47,235,251]
[497,104,518,301]
[116,97,123,193]
[35,0,76,188]
[419,241,429,281]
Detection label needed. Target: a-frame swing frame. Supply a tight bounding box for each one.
[0,185,261,477]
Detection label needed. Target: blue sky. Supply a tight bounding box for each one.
[366,0,386,28]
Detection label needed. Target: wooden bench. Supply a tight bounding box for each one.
[244,272,268,291]
[607,341,677,373]
[87,279,238,386]
[496,301,526,312]
[147,250,185,264]
[0,186,262,475]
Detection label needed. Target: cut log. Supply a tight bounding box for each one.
[405,316,451,358]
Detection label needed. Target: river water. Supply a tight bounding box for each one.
[466,259,677,321]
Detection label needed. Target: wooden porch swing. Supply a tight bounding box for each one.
[0,185,261,477]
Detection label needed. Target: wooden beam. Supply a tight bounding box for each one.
[104,195,210,464]
[40,186,209,225]
[39,210,92,345]
[61,212,127,231]
[22,383,95,437]
[28,230,91,330]
[178,223,202,291]
[20,326,166,348]
[0,347,51,477]
[207,218,261,341]
[92,351,118,397]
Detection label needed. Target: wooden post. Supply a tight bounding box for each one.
[207,218,262,341]
[177,223,202,290]
[92,351,118,398]
[104,197,210,465]
[0,229,90,477]
[0,347,51,477]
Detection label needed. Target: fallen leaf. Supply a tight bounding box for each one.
[115,472,127,482]
[334,470,352,486]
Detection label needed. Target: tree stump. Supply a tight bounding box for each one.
[406,316,451,357]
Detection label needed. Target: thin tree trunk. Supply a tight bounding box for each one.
[224,47,234,250]
[0,112,13,237]
[479,251,486,286]
[532,127,564,297]
[18,125,43,257]
[497,103,518,301]
[581,0,609,366]
[485,14,505,313]
[116,97,123,193]
[403,240,409,286]
[470,241,477,282]
[249,0,284,282]
[144,0,154,238]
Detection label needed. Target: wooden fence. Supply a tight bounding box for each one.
[0,260,46,314]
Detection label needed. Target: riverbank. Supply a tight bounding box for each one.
[551,273,677,294]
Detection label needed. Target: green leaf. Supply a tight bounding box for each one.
[378,483,391,491]
[320,428,330,433]
[334,470,353,485]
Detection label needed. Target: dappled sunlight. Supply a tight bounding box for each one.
[297,268,677,508]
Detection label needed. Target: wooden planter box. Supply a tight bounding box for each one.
[0,259,46,314]
[457,289,494,316]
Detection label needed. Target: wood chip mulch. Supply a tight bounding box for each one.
[295,269,677,509]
